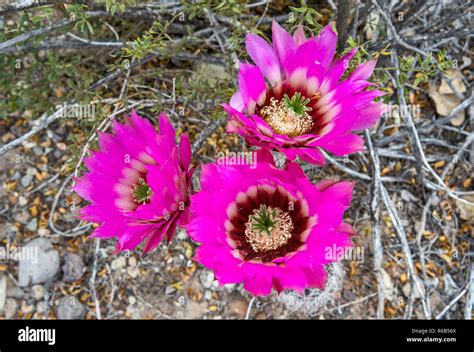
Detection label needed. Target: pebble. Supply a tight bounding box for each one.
[4,298,18,319]
[36,301,46,314]
[6,277,24,299]
[204,290,212,301]
[62,253,85,283]
[20,174,33,188]
[224,283,237,292]
[21,300,34,315]
[11,171,21,180]
[165,286,176,295]
[127,266,139,279]
[229,299,248,318]
[176,229,188,240]
[402,282,425,299]
[111,256,126,271]
[26,167,37,176]
[14,210,29,224]
[31,285,45,301]
[38,228,51,237]
[57,296,85,319]
[184,301,207,319]
[128,256,137,267]
[18,238,60,287]
[128,296,137,305]
[26,218,38,232]
[18,196,27,206]
[32,147,43,156]
[0,274,6,313]
[200,270,218,289]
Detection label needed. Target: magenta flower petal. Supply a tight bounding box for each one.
[229,91,244,111]
[186,152,355,296]
[246,33,282,86]
[312,24,337,69]
[272,20,296,73]
[238,62,267,114]
[319,47,358,94]
[349,59,377,81]
[319,134,365,156]
[293,24,307,45]
[224,23,384,165]
[73,111,193,253]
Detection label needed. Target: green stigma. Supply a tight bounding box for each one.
[131,178,152,204]
[248,204,280,237]
[283,92,312,116]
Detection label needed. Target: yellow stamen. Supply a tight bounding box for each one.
[260,97,314,137]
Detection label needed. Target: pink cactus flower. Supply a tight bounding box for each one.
[74,111,193,254]
[224,21,385,165]
[186,150,356,296]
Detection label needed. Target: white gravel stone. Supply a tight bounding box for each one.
[18,238,59,287]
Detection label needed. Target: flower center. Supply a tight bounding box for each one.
[244,204,294,252]
[131,178,152,204]
[260,93,314,137]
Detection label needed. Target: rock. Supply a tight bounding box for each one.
[0,150,16,170]
[128,296,136,305]
[224,283,236,292]
[128,256,137,267]
[57,296,85,320]
[176,229,188,240]
[20,300,33,315]
[456,195,474,224]
[6,277,24,299]
[125,305,137,319]
[14,210,29,224]
[402,281,425,299]
[430,292,443,310]
[31,285,45,301]
[18,238,60,287]
[127,266,139,279]
[62,253,85,283]
[111,256,126,270]
[184,301,207,319]
[204,290,212,301]
[18,196,28,206]
[36,301,46,315]
[439,69,467,94]
[0,274,6,313]
[38,228,51,237]
[192,62,230,89]
[165,286,176,295]
[26,218,38,232]
[32,147,43,156]
[200,270,218,289]
[428,82,465,126]
[11,171,21,180]
[20,174,33,188]
[26,167,37,176]
[4,298,18,319]
[57,142,67,151]
[229,299,248,318]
